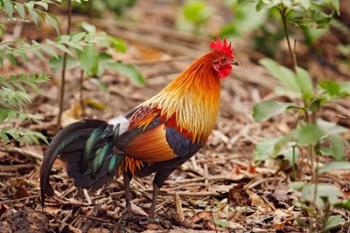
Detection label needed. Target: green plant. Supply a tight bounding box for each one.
[0,0,118,144]
[290,182,350,232]
[257,0,339,67]
[220,0,268,37]
[251,0,349,231]
[0,75,49,145]
[74,0,138,17]
[0,0,62,145]
[50,23,144,116]
[221,0,340,56]
[253,60,350,167]
[176,0,213,35]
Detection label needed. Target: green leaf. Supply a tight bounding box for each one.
[27,5,40,25]
[299,0,312,10]
[325,215,344,231]
[319,80,340,96]
[339,81,350,95]
[0,108,10,124]
[15,3,25,18]
[327,135,345,160]
[183,0,212,25]
[334,199,350,210]
[252,100,290,122]
[220,1,268,37]
[259,58,300,95]
[0,127,47,145]
[302,183,341,207]
[46,14,60,34]
[81,22,96,34]
[3,0,14,17]
[106,62,144,86]
[295,67,313,101]
[109,37,127,53]
[320,135,346,160]
[254,137,282,161]
[325,0,340,14]
[319,161,350,173]
[96,53,113,76]
[49,56,79,73]
[79,45,99,76]
[309,97,326,112]
[296,124,324,145]
[281,145,300,165]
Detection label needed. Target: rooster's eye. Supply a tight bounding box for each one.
[220,57,226,63]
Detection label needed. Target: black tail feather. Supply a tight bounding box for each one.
[39,119,123,207]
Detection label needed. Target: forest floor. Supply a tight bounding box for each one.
[0,1,350,233]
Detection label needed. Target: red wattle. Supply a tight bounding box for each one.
[218,66,232,79]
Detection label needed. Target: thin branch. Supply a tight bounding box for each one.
[0,146,43,160]
[57,0,72,127]
[280,8,298,70]
[79,70,85,117]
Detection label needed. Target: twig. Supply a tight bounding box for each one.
[0,194,39,204]
[279,7,298,69]
[261,195,276,211]
[165,175,236,185]
[83,189,92,205]
[57,0,72,127]
[204,163,209,191]
[0,164,34,171]
[144,189,221,197]
[245,177,282,189]
[79,70,85,117]
[0,146,43,160]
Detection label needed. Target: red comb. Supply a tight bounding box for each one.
[210,38,234,59]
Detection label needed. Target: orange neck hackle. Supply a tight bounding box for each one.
[145,52,222,142]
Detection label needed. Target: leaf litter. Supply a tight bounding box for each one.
[0,0,350,232]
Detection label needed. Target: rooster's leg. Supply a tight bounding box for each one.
[123,172,132,215]
[149,183,159,220]
[149,169,174,220]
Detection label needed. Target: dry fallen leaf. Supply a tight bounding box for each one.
[174,192,184,222]
[246,189,273,212]
[228,184,251,206]
[131,202,148,217]
[190,211,213,224]
[272,209,289,230]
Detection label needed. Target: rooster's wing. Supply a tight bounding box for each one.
[117,106,203,163]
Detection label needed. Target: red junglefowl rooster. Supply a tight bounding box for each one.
[40,38,238,220]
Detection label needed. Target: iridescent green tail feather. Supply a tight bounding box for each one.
[40,120,124,207]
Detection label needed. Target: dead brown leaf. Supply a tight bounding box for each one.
[246,189,273,212]
[228,184,251,206]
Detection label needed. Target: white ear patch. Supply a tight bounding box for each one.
[108,116,129,135]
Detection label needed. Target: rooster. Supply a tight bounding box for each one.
[40,38,237,220]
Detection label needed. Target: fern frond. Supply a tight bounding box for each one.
[0,108,42,124]
[0,74,49,92]
[0,127,47,145]
[0,0,60,32]
[0,32,108,64]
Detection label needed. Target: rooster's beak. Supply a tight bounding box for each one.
[232,60,239,66]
